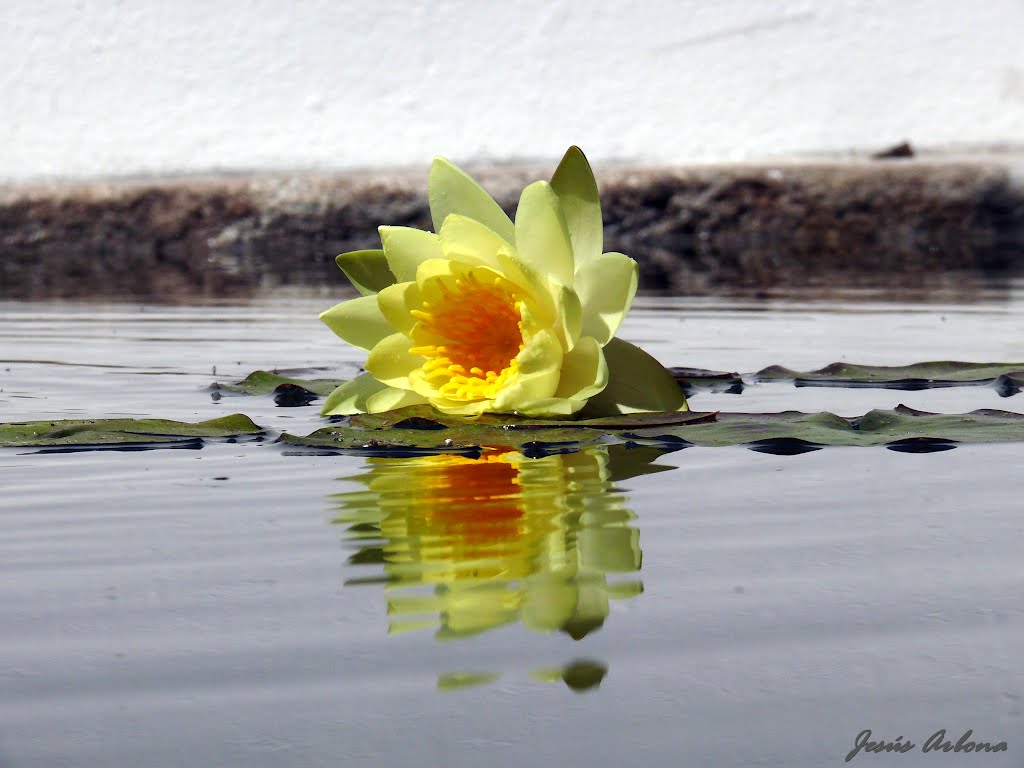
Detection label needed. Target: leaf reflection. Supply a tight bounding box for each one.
[331,444,672,641]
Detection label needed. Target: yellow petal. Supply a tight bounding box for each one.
[321,373,389,416]
[379,226,444,283]
[511,396,587,416]
[366,332,425,387]
[493,329,563,411]
[553,335,607,400]
[550,146,603,266]
[319,296,394,352]
[428,157,516,244]
[514,181,575,287]
[551,280,582,352]
[376,280,421,337]
[438,213,511,269]
[365,386,429,413]
[574,252,639,345]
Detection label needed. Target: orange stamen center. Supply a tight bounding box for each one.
[409,272,525,401]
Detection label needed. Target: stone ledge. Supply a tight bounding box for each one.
[2,158,1022,299]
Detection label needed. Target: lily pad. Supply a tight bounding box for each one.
[348,404,713,431]
[283,404,1024,454]
[756,361,1024,390]
[0,414,263,450]
[670,367,744,395]
[626,405,1024,447]
[285,406,716,456]
[216,370,345,396]
[281,421,607,456]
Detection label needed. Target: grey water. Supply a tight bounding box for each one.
[2,289,1023,767]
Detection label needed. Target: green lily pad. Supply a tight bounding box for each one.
[282,404,1024,455]
[281,421,607,456]
[283,406,716,456]
[670,367,745,394]
[626,405,1024,448]
[0,414,263,449]
[756,361,1024,389]
[348,404,713,431]
[217,370,345,396]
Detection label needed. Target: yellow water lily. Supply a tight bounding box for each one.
[320,146,687,417]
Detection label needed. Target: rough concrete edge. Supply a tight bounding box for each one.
[2,157,1023,300]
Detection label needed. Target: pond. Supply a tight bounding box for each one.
[2,288,1023,767]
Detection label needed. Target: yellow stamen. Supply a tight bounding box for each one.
[410,271,526,402]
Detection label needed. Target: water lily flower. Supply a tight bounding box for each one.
[320,146,687,417]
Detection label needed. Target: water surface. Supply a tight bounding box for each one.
[2,292,1023,766]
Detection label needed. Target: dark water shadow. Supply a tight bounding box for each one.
[885,438,959,454]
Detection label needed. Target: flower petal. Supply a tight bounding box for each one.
[579,337,688,415]
[335,249,396,296]
[428,157,515,244]
[493,329,563,411]
[574,252,639,345]
[365,332,425,387]
[320,373,389,416]
[365,385,429,413]
[319,295,395,352]
[438,214,510,269]
[553,335,607,400]
[551,280,582,352]
[551,146,603,266]
[379,226,444,283]
[514,181,575,287]
[376,280,421,337]
[512,396,586,416]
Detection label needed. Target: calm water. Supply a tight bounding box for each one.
[2,291,1024,767]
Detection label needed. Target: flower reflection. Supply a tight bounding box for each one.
[332,444,671,640]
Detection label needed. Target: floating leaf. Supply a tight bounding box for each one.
[0,414,263,450]
[216,370,345,396]
[283,405,1024,454]
[756,361,1024,390]
[670,367,744,395]
[626,406,1024,448]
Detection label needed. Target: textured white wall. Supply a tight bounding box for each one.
[2,0,1023,181]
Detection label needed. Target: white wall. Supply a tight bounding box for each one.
[2,0,1023,181]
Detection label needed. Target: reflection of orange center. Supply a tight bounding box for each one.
[409,272,525,400]
[420,456,523,547]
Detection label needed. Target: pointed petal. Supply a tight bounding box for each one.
[551,146,603,265]
[379,226,444,283]
[493,329,563,411]
[551,280,582,352]
[320,373,389,416]
[553,335,607,400]
[365,332,424,387]
[438,213,510,269]
[426,397,492,416]
[335,249,396,296]
[428,157,515,243]
[514,181,575,287]
[376,280,421,337]
[574,252,639,345]
[579,337,688,415]
[319,296,395,352]
[365,386,428,413]
[512,396,587,416]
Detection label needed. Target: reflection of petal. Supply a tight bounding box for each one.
[333,444,668,641]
